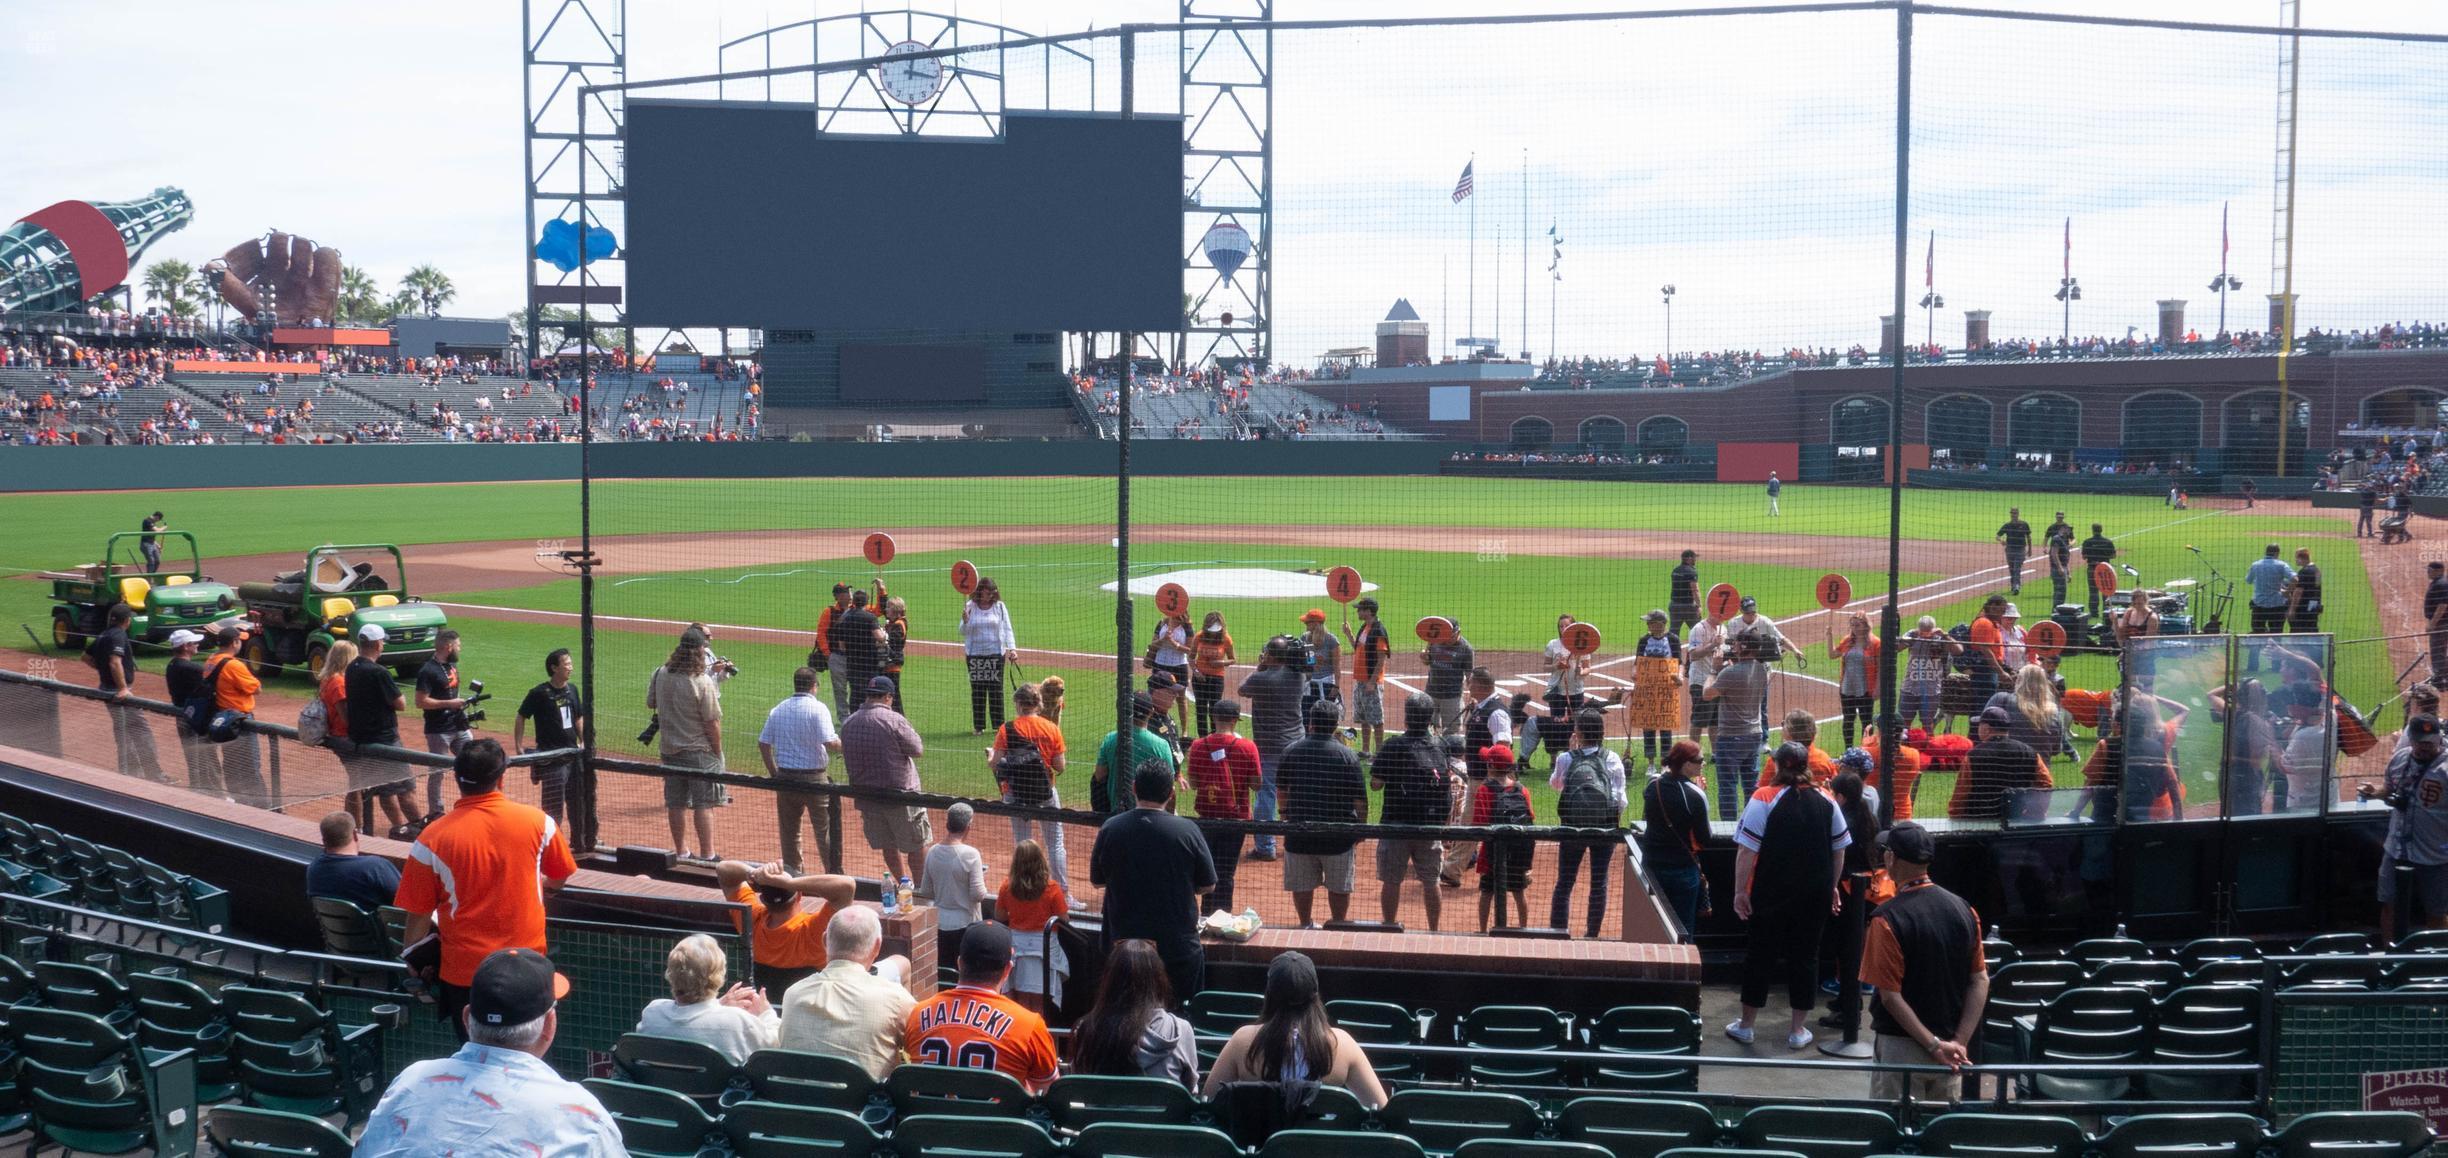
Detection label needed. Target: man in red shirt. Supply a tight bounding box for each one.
[1183,699,1261,914]
[395,739,578,1040]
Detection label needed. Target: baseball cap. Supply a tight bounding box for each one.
[467,948,569,1027]
[2409,713,2442,741]
[1480,744,1516,772]
[1301,609,1326,623]
[356,623,387,643]
[213,623,247,647]
[832,582,851,595]
[1146,669,1180,691]
[866,676,897,697]
[1979,705,2015,729]
[957,921,1014,975]
[679,626,708,649]
[2003,603,2022,618]
[1880,821,1938,864]
[1835,747,1875,774]
[1130,691,1156,719]
[1739,596,1758,610]
[165,629,203,647]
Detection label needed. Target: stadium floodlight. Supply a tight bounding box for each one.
[2053,276,2082,342]
[1919,291,1945,352]
[1660,285,1677,361]
[2208,272,2244,336]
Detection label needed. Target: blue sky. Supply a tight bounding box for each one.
[4,1,2442,364]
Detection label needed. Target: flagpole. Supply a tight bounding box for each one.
[1520,147,1529,362]
[1468,155,1477,354]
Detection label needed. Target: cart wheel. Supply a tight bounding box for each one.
[242,634,276,680]
[304,641,330,681]
[51,609,86,651]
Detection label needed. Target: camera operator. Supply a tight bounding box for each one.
[2362,713,2448,931]
[514,649,586,835]
[1237,634,1312,861]
[416,630,481,828]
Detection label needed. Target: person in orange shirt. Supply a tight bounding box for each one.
[1964,595,2010,718]
[1861,723,1928,820]
[905,923,1060,1092]
[1756,710,1838,794]
[1343,598,1392,757]
[394,739,579,1040]
[207,622,270,806]
[1189,612,1238,738]
[995,839,1069,1012]
[714,859,856,1003]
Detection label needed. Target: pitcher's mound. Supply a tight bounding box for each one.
[1099,567,1381,600]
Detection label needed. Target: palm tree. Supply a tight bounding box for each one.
[141,259,195,315]
[399,265,455,316]
[337,266,382,324]
[382,289,420,321]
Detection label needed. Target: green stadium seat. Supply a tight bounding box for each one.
[1585,1007,1702,1093]
[2293,933,2372,956]
[308,896,395,960]
[1913,1112,2089,1158]
[2395,929,2448,955]
[1556,1097,1723,1158]
[33,959,135,1027]
[1734,1106,1900,1158]
[2023,985,2153,1102]
[0,814,37,863]
[1074,1121,1246,1158]
[205,1104,354,1158]
[1209,1081,1368,1146]
[6,1005,200,1158]
[2092,959,2185,999]
[52,833,110,909]
[2094,1114,2264,1158]
[223,985,383,1126]
[1329,999,1428,1083]
[2381,955,2448,990]
[1457,1141,1619,1158]
[128,972,239,1103]
[2268,1111,2436,1158]
[100,847,157,925]
[2184,960,2265,989]
[615,1032,742,1106]
[2143,985,2259,1102]
[2283,956,2383,990]
[888,1063,1035,1119]
[0,954,33,1007]
[1379,1089,1545,1158]
[739,1048,889,1118]
[1261,1128,1428,1158]
[895,1113,1063,1158]
[1653,1148,1809,1158]
[721,1100,887,1158]
[2068,938,2151,970]
[1981,931,2021,973]
[586,1076,726,1158]
[1043,1074,1202,1129]
[1979,960,2083,1062]
[1188,991,1266,1067]
[2172,938,2259,970]
[1457,1005,1573,1088]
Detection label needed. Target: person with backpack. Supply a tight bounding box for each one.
[1369,693,1451,931]
[202,623,267,808]
[990,681,1070,890]
[1727,743,1852,1051]
[1548,709,1627,937]
[162,630,223,795]
[1471,745,1536,932]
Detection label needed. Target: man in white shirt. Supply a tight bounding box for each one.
[1686,613,1727,758]
[777,905,915,1081]
[762,666,844,874]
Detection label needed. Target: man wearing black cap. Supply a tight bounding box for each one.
[1093,691,1176,815]
[356,948,623,1157]
[1370,692,1451,930]
[1092,761,1217,1004]
[2366,713,2448,930]
[1859,822,1986,1104]
[87,603,164,782]
[813,582,854,718]
[1950,706,2045,824]
[906,922,1060,1092]
[1145,669,1187,754]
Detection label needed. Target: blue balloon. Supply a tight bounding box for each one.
[534,217,617,273]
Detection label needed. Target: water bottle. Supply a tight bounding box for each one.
[881,886,899,916]
[898,876,916,911]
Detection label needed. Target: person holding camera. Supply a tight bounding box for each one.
[393,739,578,1040]
[1237,635,1311,861]
[514,648,587,836]
[416,629,480,827]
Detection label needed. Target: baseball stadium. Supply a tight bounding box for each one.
[0,1,2445,1153]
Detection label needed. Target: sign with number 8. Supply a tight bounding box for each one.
[1816,573,1852,610]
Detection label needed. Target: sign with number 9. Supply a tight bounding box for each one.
[2024,618,2066,660]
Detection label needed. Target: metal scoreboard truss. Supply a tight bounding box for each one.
[522,0,630,363]
[715,9,1104,141]
[1182,0,1273,369]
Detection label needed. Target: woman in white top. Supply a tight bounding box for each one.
[961,578,1019,734]
[1202,951,1387,1107]
[917,801,988,968]
[635,933,779,1065]
[1147,611,1195,736]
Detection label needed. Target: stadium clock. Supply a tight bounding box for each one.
[877,41,950,106]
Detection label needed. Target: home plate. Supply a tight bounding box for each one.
[1100,568,1381,600]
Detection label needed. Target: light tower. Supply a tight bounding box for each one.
[1181,0,1272,368]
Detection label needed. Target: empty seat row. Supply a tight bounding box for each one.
[0,812,232,937]
[1986,931,2448,976]
[1186,995,1701,1092]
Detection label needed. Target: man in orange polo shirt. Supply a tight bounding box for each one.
[1964,596,2010,719]
[207,622,269,807]
[715,859,858,1004]
[395,738,577,1040]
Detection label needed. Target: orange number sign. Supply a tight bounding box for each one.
[1816,573,1852,610]
[1415,616,1456,644]
[2092,562,2118,600]
[1706,583,1742,622]
[2024,619,2067,660]
[1154,583,1190,618]
[1562,622,1603,656]
[1325,566,1364,604]
[862,533,896,567]
[949,559,979,595]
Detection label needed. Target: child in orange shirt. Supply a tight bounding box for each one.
[996,840,1069,1011]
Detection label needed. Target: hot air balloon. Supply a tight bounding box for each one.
[1202,220,1251,282]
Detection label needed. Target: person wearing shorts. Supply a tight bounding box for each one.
[1345,598,1391,756]
[647,636,727,861]
[1369,693,1449,930]
[1277,700,1367,928]
[842,676,931,883]
[415,630,476,825]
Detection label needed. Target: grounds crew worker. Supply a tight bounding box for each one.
[394,738,577,1040]
[1861,821,1987,1104]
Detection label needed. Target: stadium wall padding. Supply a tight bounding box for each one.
[1715,441,1800,483]
[0,440,1459,492]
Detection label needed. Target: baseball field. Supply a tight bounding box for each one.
[0,473,2412,830]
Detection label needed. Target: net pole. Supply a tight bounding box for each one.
[2272,4,2302,478]
[1117,29,1138,760]
[1875,0,1914,836]
[576,91,600,853]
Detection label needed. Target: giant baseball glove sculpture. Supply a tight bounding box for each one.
[208,231,343,325]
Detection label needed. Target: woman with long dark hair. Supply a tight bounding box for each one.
[960,577,1018,733]
[1200,951,1387,1106]
[1070,939,1197,1087]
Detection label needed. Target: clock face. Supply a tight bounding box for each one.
[876,41,948,106]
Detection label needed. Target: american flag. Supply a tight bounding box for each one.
[1452,160,1474,203]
